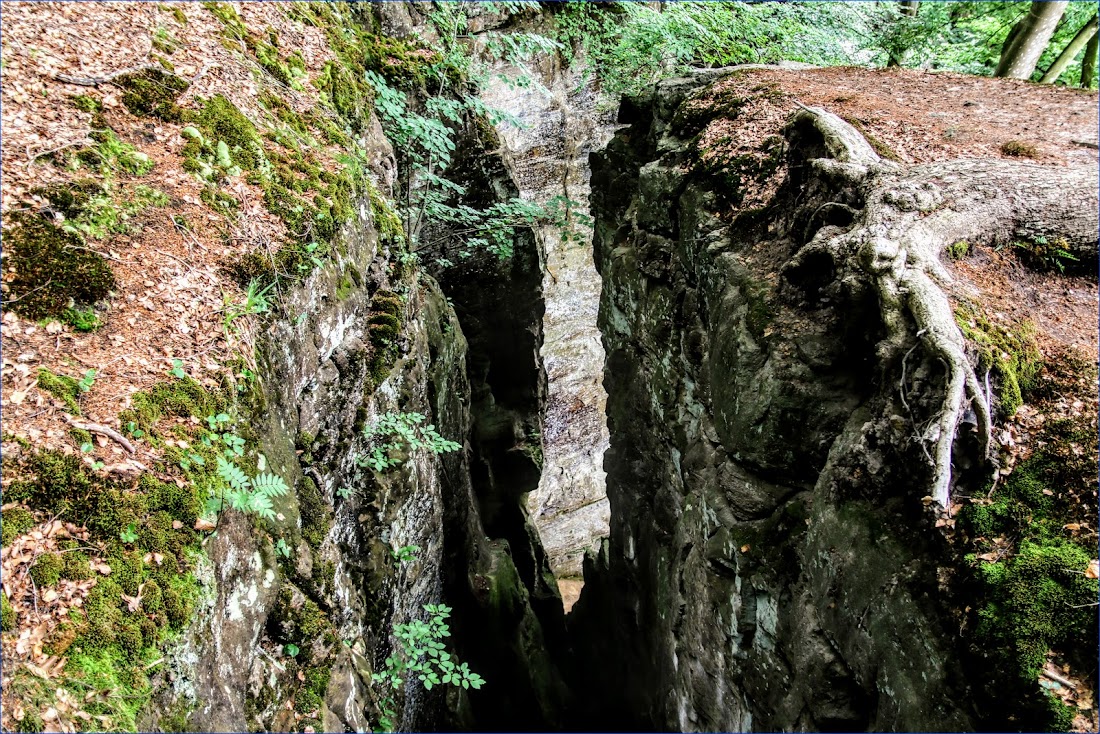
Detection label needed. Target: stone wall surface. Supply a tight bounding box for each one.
[478,50,617,578]
[568,71,981,733]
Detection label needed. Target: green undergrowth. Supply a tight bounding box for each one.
[959,346,1098,731]
[2,505,36,546]
[268,584,339,732]
[955,303,1042,418]
[0,367,287,731]
[2,448,204,732]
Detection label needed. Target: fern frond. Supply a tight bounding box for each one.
[217,455,251,491]
[252,472,289,498]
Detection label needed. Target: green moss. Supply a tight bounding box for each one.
[975,540,1096,679]
[841,115,902,163]
[60,551,93,581]
[64,645,153,732]
[945,241,970,260]
[956,305,1042,418]
[120,376,227,435]
[36,368,82,415]
[61,305,103,332]
[1001,140,1039,159]
[70,94,103,114]
[367,312,401,332]
[3,213,116,320]
[144,473,203,526]
[271,584,332,662]
[190,94,264,170]
[115,68,189,121]
[30,553,63,588]
[1,592,15,631]
[298,477,330,549]
[199,185,239,215]
[16,708,44,733]
[2,506,35,546]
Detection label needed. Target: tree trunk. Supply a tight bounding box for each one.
[995,1,1069,79]
[887,1,922,67]
[1040,14,1099,84]
[1082,29,1099,87]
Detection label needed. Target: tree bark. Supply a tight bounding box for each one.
[785,107,1098,506]
[995,2,1069,79]
[1040,13,1099,84]
[1082,28,1099,87]
[887,2,921,68]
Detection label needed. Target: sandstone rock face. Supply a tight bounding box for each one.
[568,72,982,732]
[479,51,617,578]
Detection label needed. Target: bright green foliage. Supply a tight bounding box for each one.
[550,2,1099,94]
[1,593,15,631]
[373,604,485,732]
[1011,235,1081,274]
[390,544,420,563]
[210,453,289,521]
[61,306,103,332]
[357,412,461,473]
[363,72,567,263]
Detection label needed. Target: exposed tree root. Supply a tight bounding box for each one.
[786,107,1098,506]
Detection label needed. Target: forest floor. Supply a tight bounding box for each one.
[1,4,1097,730]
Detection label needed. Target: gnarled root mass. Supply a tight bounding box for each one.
[785,107,1098,506]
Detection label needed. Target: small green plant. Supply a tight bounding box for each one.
[222,279,273,338]
[169,359,187,379]
[61,306,102,332]
[373,604,485,731]
[283,642,300,658]
[1011,236,1080,274]
[945,240,970,260]
[77,369,96,393]
[391,544,420,563]
[119,524,139,544]
[211,454,288,521]
[275,538,291,558]
[124,421,145,439]
[356,412,461,473]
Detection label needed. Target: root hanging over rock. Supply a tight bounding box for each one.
[785,107,1099,506]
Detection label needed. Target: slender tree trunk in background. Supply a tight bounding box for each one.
[1082,27,1099,87]
[887,1,921,67]
[995,1,1068,79]
[1040,13,1099,84]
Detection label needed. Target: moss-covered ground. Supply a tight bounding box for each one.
[958,343,1098,731]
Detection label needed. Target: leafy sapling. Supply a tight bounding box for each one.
[77,369,96,393]
[357,412,461,473]
[391,544,420,563]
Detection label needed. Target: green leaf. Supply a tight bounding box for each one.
[252,472,289,497]
[217,455,250,491]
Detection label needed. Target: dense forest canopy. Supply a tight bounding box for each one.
[546,1,1099,94]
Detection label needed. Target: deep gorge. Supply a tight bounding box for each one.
[1,3,1097,734]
